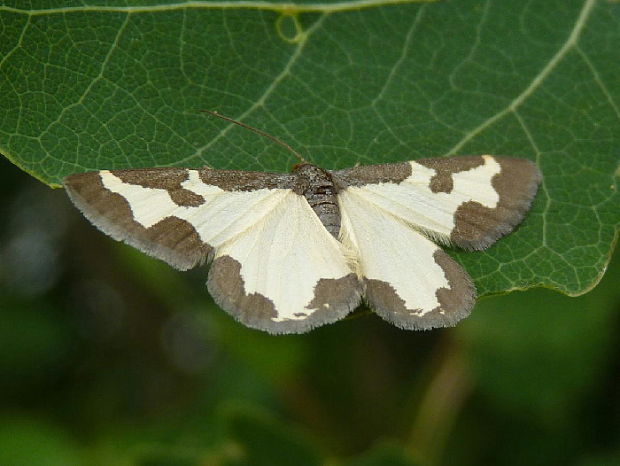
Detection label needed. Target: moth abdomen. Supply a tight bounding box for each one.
[293,163,342,238]
[309,201,340,239]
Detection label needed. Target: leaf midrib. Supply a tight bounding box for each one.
[0,0,436,16]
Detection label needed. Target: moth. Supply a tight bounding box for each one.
[64,112,541,334]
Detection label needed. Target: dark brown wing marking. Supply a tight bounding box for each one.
[450,157,542,250]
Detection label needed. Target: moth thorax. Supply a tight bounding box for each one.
[293,164,341,239]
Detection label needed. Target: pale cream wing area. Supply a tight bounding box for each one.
[338,189,475,330]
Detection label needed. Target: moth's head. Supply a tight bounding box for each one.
[291,162,311,172]
[291,163,334,194]
[291,163,326,177]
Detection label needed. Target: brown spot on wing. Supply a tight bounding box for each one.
[365,250,475,330]
[306,274,361,312]
[416,156,485,193]
[364,278,409,317]
[64,171,211,270]
[113,168,205,207]
[431,250,475,318]
[450,157,541,250]
[207,255,278,323]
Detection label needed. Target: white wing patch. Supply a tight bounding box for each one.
[343,155,500,243]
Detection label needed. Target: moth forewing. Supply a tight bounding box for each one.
[332,155,541,251]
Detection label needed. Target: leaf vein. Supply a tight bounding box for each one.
[370,4,426,149]
[38,14,131,167]
[575,46,620,121]
[172,13,328,167]
[0,0,437,16]
[444,0,598,156]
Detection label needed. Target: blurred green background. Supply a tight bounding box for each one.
[0,153,618,466]
[2,0,619,463]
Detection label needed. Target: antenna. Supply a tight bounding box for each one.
[202,110,307,164]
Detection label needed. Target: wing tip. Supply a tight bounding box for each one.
[451,157,542,251]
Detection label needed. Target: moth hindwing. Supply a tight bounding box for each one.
[64,155,541,334]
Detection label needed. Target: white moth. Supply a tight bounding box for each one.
[64,113,541,334]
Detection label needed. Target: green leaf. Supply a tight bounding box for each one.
[1,0,618,297]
